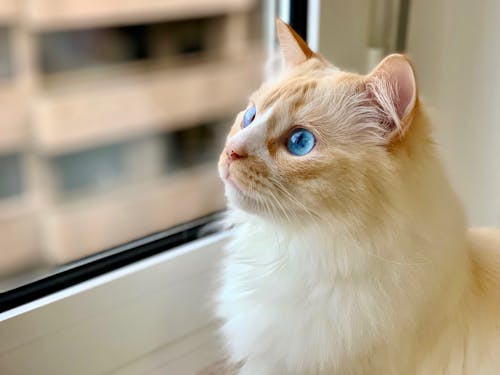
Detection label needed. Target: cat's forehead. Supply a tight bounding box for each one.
[251,61,351,112]
[233,59,367,150]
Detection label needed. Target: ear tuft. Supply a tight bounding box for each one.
[367,54,417,139]
[276,19,314,68]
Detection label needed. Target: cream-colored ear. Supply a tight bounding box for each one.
[369,54,417,121]
[276,19,314,68]
[367,54,417,138]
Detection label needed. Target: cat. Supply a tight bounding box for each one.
[215,19,500,375]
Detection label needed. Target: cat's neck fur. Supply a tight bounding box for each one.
[220,106,471,373]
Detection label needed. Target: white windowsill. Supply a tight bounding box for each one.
[0,231,229,375]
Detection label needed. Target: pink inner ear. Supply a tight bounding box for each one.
[390,59,416,119]
[367,54,417,139]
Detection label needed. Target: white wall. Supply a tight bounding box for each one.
[320,0,500,226]
[319,0,371,73]
[407,0,500,226]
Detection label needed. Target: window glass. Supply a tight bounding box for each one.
[0,1,264,290]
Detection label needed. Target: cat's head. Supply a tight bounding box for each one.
[218,20,419,223]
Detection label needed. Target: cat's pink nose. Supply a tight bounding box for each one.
[228,150,244,160]
[226,148,247,161]
[225,140,247,161]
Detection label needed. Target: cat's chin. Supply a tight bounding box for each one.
[223,180,265,215]
[224,181,253,209]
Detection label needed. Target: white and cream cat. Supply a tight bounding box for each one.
[216,20,500,374]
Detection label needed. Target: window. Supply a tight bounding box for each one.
[0,1,264,295]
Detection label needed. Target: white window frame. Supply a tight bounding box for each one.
[0,232,229,374]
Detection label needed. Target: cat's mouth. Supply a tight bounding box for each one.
[222,169,260,210]
[226,176,255,204]
[225,174,242,194]
[221,162,244,194]
[219,160,266,212]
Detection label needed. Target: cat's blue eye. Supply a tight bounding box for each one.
[243,105,256,127]
[287,128,315,156]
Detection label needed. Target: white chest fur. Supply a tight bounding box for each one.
[215,214,461,374]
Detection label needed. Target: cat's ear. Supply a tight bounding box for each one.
[366,54,417,140]
[276,19,314,68]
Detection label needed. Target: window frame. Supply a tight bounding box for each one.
[0,211,223,312]
[0,229,230,374]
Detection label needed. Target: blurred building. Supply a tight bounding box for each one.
[0,0,263,284]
